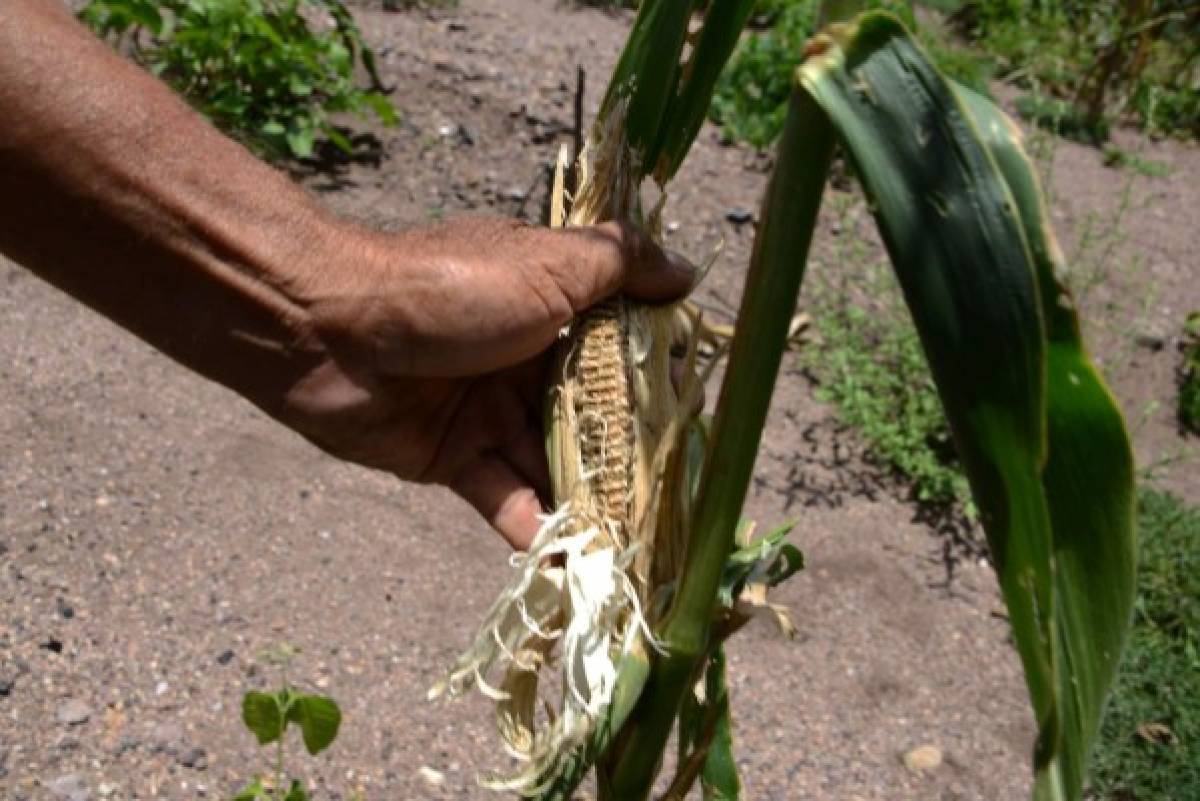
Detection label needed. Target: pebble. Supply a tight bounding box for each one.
[0,675,14,696]
[903,744,943,772]
[149,721,184,754]
[418,766,445,787]
[47,773,90,801]
[57,598,75,619]
[57,699,91,726]
[215,649,234,666]
[725,207,754,225]
[1134,333,1166,351]
[112,736,139,756]
[178,747,208,770]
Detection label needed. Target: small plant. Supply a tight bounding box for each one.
[235,646,343,801]
[1101,146,1171,178]
[1181,311,1200,434]
[1015,92,1110,146]
[79,0,397,160]
[1089,489,1200,800]
[803,276,975,516]
[965,0,1199,140]
[711,0,993,147]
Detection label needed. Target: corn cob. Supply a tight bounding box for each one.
[430,106,697,793]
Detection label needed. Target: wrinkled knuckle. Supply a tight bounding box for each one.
[523,263,577,326]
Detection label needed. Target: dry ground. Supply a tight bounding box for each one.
[2,1,1197,799]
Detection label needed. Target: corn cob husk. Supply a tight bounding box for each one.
[430,105,701,794]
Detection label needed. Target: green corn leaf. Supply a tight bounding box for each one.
[651,0,759,181]
[664,647,740,801]
[717,522,802,609]
[794,13,1135,799]
[953,81,1137,800]
[699,649,739,800]
[598,0,694,161]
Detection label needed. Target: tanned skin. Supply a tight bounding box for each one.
[0,0,695,549]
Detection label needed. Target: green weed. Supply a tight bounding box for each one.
[235,645,344,800]
[1101,146,1171,178]
[800,197,975,518]
[712,1,1197,148]
[711,0,993,148]
[1181,312,1200,435]
[1015,92,1110,146]
[79,0,397,161]
[1088,489,1200,800]
[965,1,1199,141]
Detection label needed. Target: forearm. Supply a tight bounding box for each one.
[0,0,359,413]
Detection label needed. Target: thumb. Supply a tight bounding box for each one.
[551,219,696,308]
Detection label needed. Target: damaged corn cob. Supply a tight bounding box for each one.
[429,106,700,794]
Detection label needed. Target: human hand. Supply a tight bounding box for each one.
[281,216,695,549]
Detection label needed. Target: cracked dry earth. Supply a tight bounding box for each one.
[2,1,1197,799]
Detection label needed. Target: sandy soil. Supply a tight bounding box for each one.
[2,1,1197,799]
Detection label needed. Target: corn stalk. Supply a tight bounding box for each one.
[434,5,1135,801]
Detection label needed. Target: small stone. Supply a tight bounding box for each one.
[96,783,116,798]
[57,598,75,619]
[503,186,527,202]
[1135,333,1166,351]
[57,699,91,726]
[725,207,754,225]
[47,773,89,801]
[903,744,943,772]
[418,766,445,787]
[41,638,64,654]
[0,676,14,696]
[112,736,139,756]
[215,649,234,666]
[178,747,207,770]
[149,721,184,754]
[154,680,169,696]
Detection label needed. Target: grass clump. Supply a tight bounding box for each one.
[799,201,973,517]
[1181,311,1200,435]
[1088,489,1200,800]
[963,0,1199,142]
[79,0,397,161]
[712,1,1198,148]
[711,0,993,148]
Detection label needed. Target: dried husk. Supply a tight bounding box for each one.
[431,106,700,794]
